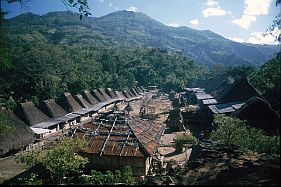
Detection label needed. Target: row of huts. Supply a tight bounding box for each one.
[171,77,280,136]
[0,86,147,157]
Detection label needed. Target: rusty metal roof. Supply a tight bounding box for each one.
[74,115,165,158]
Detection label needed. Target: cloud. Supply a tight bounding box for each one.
[232,0,272,29]
[167,22,179,27]
[99,0,104,2]
[202,7,231,17]
[232,15,256,29]
[109,3,112,7]
[247,29,280,45]
[207,0,218,6]
[126,6,138,12]
[190,19,200,26]
[227,37,245,43]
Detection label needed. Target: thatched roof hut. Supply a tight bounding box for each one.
[233,97,280,134]
[75,94,92,108]
[115,91,126,100]
[105,88,118,99]
[97,88,112,100]
[201,73,229,93]
[57,92,83,113]
[127,91,136,98]
[81,90,99,105]
[91,89,107,102]
[38,99,68,118]
[130,88,139,97]
[0,109,35,156]
[140,86,146,92]
[14,102,51,126]
[216,77,262,103]
[135,86,143,94]
[122,90,132,99]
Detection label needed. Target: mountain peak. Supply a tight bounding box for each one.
[99,10,152,20]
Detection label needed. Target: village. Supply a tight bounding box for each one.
[0,76,280,185]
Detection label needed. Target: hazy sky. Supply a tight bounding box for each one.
[2,0,280,45]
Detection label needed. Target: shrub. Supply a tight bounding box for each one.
[173,132,198,153]
[209,114,280,154]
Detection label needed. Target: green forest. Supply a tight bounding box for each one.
[0,9,280,112]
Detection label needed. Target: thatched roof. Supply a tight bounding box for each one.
[0,109,35,156]
[97,88,112,100]
[75,94,92,108]
[81,90,99,105]
[91,89,107,102]
[14,101,51,126]
[127,91,135,98]
[122,90,132,98]
[105,88,118,99]
[115,91,126,100]
[38,99,68,118]
[216,77,262,103]
[135,86,143,93]
[202,73,229,93]
[130,88,139,97]
[233,97,280,134]
[57,92,83,113]
[140,86,146,92]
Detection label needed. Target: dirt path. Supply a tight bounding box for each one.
[0,156,30,184]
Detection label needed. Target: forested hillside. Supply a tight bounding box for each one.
[250,52,281,112]
[0,41,207,104]
[1,10,280,107]
[6,11,278,66]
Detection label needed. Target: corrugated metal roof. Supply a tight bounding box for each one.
[195,93,214,100]
[202,99,218,105]
[75,116,165,158]
[32,119,62,129]
[55,113,80,121]
[208,102,245,114]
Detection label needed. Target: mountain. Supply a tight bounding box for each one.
[6,10,279,66]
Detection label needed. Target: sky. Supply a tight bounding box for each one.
[2,0,280,45]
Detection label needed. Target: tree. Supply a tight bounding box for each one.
[16,137,89,184]
[265,0,280,43]
[173,132,198,153]
[209,114,280,154]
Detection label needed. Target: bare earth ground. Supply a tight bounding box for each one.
[0,156,30,184]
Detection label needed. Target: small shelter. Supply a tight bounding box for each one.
[0,108,35,156]
[39,99,79,129]
[97,88,112,101]
[91,89,107,102]
[233,97,280,135]
[14,101,51,126]
[216,77,262,104]
[105,88,118,99]
[57,92,91,122]
[81,90,99,105]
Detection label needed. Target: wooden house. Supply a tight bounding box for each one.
[75,114,165,176]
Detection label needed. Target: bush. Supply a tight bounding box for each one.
[80,166,135,185]
[173,132,198,153]
[209,114,280,154]
[18,173,43,185]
